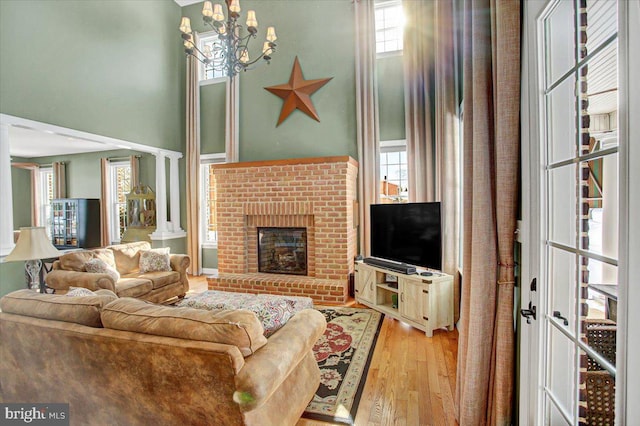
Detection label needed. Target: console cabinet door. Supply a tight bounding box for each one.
[399,278,425,324]
[355,265,375,303]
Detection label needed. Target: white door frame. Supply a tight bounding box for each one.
[518,2,547,424]
[519,0,639,424]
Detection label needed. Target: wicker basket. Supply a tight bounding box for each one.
[585,319,616,370]
[584,319,616,425]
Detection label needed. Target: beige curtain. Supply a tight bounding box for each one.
[403,0,435,202]
[52,161,66,198]
[225,76,239,163]
[130,155,140,188]
[12,162,40,226]
[403,0,461,321]
[100,158,110,246]
[186,48,201,275]
[354,0,380,257]
[455,0,521,424]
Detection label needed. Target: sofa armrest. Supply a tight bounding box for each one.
[234,309,326,412]
[170,254,190,293]
[45,270,117,293]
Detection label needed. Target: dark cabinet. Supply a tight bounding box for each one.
[51,198,101,249]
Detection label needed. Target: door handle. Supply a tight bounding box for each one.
[553,311,569,326]
[520,301,536,324]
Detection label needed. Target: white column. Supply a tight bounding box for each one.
[601,153,618,283]
[169,156,183,232]
[152,153,168,236]
[0,124,15,256]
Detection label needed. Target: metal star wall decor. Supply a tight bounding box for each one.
[264,56,333,126]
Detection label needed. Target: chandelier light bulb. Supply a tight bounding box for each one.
[239,50,249,63]
[229,0,241,14]
[266,26,277,42]
[183,34,194,49]
[212,3,224,22]
[179,17,192,34]
[202,1,214,17]
[246,10,258,28]
[263,41,272,56]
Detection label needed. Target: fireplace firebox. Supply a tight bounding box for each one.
[258,227,307,275]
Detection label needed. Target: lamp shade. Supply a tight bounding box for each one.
[5,227,61,262]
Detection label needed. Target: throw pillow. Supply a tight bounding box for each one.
[66,287,97,297]
[249,299,296,337]
[139,248,171,273]
[85,258,121,283]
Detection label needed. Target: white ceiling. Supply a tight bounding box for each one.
[174,0,201,7]
[9,126,119,159]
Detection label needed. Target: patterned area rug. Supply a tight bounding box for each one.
[303,307,384,425]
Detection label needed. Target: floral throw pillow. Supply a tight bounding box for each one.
[139,248,171,273]
[66,287,97,297]
[85,258,121,283]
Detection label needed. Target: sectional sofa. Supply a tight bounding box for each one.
[0,290,326,426]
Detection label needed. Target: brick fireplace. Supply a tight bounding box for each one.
[207,156,358,304]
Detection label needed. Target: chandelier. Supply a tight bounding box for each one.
[179,0,277,78]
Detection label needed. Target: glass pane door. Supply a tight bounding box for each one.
[540,0,619,424]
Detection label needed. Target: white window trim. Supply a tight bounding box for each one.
[37,166,53,235]
[375,0,404,57]
[198,31,228,85]
[380,139,407,152]
[107,161,130,244]
[201,153,226,249]
[379,140,408,202]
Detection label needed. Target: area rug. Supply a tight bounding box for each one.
[303,306,384,425]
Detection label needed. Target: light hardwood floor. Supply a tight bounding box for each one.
[188,276,459,426]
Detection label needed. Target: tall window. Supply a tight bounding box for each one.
[201,154,226,247]
[380,140,408,203]
[200,33,226,81]
[375,1,404,54]
[38,167,54,235]
[108,161,131,243]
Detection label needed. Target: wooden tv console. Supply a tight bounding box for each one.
[354,261,454,337]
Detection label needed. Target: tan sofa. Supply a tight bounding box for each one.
[0,290,326,426]
[45,241,190,303]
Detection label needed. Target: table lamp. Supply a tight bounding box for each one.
[5,227,61,292]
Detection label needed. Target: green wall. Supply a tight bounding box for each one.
[202,247,218,269]
[377,55,406,141]
[182,0,358,161]
[0,0,184,152]
[201,83,226,155]
[11,166,32,229]
[31,150,155,200]
[0,0,187,297]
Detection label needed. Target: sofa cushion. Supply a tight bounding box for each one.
[85,258,121,283]
[58,249,116,272]
[108,241,151,274]
[139,248,171,273]
[58,251,93,272]
[66,287,98,297]
[135,271,180,289]
[0,289,118,328]
[177,291,298,337]
[115,278,153,298]
[101,298,268,356]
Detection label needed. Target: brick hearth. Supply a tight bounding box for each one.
[207,156,358,304]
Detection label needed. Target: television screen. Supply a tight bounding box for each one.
[370,202,442,270]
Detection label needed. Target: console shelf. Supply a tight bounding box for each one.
[355,261,454,337]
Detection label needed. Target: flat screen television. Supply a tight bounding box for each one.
[370,202,442,271]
